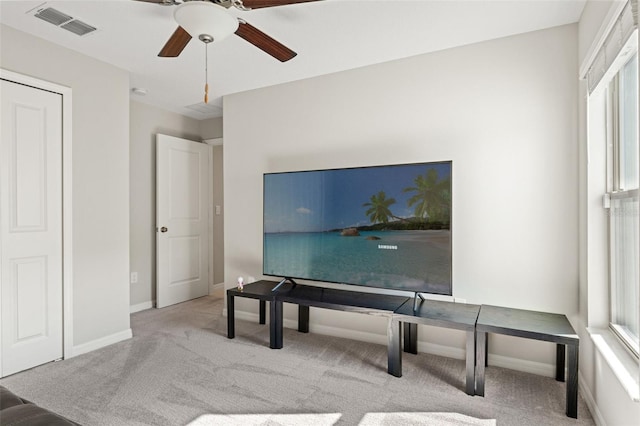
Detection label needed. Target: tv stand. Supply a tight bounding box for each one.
[272,277,297,292]
[412,292,426,312]
[228,279,410,356]
[228,280,478,396]
[227,281,581,418]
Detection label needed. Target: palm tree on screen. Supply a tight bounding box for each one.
[403,169,451,222]
[363,191,396,224]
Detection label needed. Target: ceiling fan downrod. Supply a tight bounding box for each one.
[200,34,213,103]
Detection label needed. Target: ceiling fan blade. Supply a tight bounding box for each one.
[235,20,296,62]
[158,26,192,57]
[240,0,321,9]
[133,0,177,4]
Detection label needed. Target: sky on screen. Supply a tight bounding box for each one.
[264,162,451,233]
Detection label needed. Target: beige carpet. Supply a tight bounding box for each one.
[0,294,594,425]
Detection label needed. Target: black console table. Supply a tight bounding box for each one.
[275,284,410,338]
[227,282,580,418]
[475,304,579,418]
[227,280,409,372]
[390,299,480,395]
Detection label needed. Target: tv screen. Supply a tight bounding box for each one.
[263,161,452,295]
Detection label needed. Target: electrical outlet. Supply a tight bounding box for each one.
[215,205,221,215]
[130,272,138,284]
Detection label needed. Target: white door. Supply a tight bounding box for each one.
[156,134,210,308]
[0,79,63,377]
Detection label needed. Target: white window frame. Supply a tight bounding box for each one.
[606,52,640,359]
[583,1,640,403]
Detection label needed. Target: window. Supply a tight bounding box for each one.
[607,52,640,358]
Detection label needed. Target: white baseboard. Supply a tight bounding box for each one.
[71,328,132,357]
[285,318,389,346]
[232,311,399,347]
[579,371,606,426]
[301,322,554,376]
[418,341,466,361]
[130,285,223,315]
[233,310,260,323]
[487,352,555,377]
[210,282,225,293]
[130,301,154,314]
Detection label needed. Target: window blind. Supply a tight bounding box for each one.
[587,0,638,94]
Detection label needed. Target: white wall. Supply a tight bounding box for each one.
[200,117,223,140]
[224,24,579,370]
[0,24,131,350]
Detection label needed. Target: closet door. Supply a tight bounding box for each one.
[0,79,63,377]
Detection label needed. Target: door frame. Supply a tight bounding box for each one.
[204,138,222,294]
[0,69,74,365]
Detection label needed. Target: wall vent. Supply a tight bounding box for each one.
[33,7,97,37]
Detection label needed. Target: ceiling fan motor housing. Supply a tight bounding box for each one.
[174,1,239,42]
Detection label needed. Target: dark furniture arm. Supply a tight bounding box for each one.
[0,386,80,426]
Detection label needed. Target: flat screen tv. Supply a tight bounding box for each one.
[263,161,452,296]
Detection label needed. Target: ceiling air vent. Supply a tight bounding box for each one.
[33,7,97,37]
[61,20,96,36]
[34,7,72,26]
[185,102,223,117]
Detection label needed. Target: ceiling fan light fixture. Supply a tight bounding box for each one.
[174,1,238,42]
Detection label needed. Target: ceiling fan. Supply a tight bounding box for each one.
[135,0,321,62]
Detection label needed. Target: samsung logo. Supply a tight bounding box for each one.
[378,244,398,250]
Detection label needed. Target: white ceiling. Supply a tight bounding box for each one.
[0,0,586,119]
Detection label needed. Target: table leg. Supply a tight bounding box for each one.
[259,300,266,325]
[403,322,418,354]
[476,331,486,397]
[566,344,579,418]
[270,300,283,349]
[465,330,475,395]
[298,305,310,333]
[556,343,566,381]
[388,318,402,377]
[227,294,235,339]
[485,333,489,367]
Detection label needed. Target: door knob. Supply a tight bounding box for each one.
[160,227,168,233]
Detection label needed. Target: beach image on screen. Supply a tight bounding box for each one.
[263,162,452,294]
